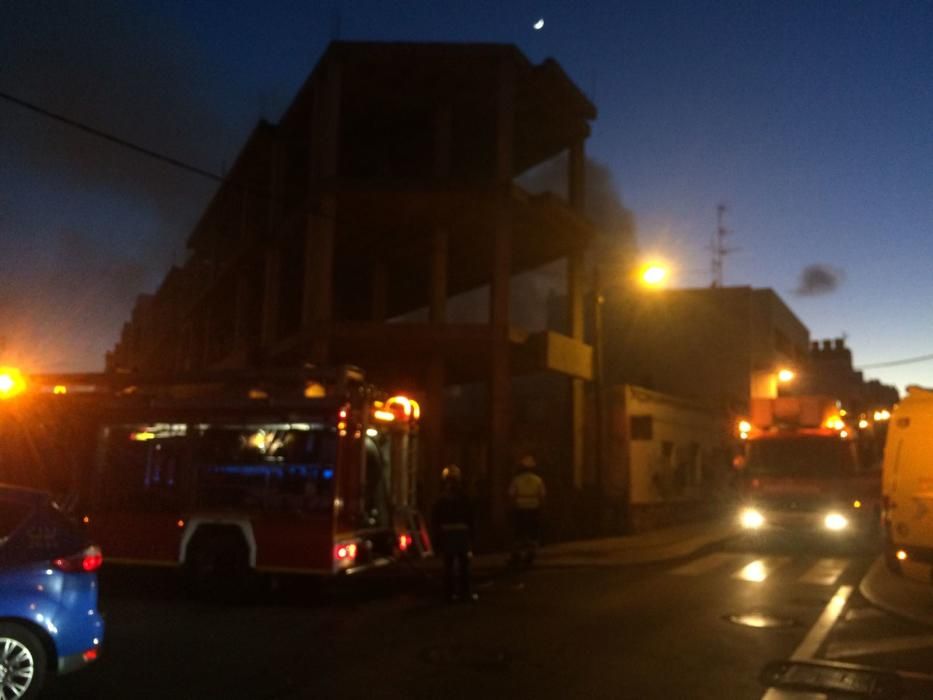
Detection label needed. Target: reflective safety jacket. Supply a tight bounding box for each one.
[508,470,546,510]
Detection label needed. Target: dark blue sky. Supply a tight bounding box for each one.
[1,1,930,390]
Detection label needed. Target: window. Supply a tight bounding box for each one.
[363,436,390,528]
[99,426,188,512]
[746,437,857,477]
[193,425,336,513]
[0,499,32,544]
[630,415,653,440]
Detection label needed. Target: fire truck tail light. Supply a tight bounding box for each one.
[334,543,358,562]
[53,545,103,573]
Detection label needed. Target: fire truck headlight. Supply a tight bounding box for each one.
[824,513,848,531]
[740,508,765,530]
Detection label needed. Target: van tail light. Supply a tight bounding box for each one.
[53,545,103,573]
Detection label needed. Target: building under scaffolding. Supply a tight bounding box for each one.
[106,42,597,533]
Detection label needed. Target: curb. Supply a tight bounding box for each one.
[454,521,741,572]
[859,557,933,628]
[533,524,740,568]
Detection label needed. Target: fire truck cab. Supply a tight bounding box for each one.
[734,396,881,538]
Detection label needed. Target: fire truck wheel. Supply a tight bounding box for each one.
[182,526,252,601]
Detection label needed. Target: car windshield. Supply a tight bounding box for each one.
[2,3,928,698]
[746,437,858,477]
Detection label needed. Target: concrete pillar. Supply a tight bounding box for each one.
[423,227,449,508]
[434,102,452,178]
[488,57,515,535]
[489,211,512,534]
[568,250,586,489]
[303,56,341,365]
[568,138,587,491]
[422,104,452,511]
[568,139,586,212]
[303,210,335,364]
[424,357,446,509]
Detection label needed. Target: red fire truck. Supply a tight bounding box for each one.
[1,366,431,584]
[733,396,882,537]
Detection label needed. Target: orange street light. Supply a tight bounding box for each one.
[777,368,795,383]
[639,263,669,288]
[0,367,26,400]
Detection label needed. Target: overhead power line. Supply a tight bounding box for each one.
[0,89,225,183]
[858,353,933,370]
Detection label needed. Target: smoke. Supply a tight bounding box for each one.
[794,264,845,296]
[518,152,637,254]
[0,1,248,370]
[0,231,150,372]
[507,153,637,330]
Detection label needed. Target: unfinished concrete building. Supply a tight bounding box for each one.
[107,42,597,529]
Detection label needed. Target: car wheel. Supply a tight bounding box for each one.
[0,623,47,700]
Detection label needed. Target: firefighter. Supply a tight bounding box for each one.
[508,454,546,565]
[431,464,477,602]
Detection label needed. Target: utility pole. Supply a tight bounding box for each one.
[711,203,735,287]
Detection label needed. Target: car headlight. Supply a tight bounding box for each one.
[824,513,848,531]
[740,507,765,529]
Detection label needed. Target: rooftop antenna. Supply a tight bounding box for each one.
[711,203,738,287]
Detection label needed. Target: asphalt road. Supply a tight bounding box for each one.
[43,534,933,699]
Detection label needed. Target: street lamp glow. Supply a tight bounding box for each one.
[777,368,795,383]
[640,264,668,288]
[0,367,26,400]
[740,508,765,530]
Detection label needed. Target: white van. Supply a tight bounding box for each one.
[882,386,933,583]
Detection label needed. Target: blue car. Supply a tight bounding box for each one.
[0,484,104,699]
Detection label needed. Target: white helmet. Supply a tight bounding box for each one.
[519,455,537,469]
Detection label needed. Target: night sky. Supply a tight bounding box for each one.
[1,1,930,391]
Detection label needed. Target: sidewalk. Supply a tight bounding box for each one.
[458,517,740,572]
[860,557,933,627]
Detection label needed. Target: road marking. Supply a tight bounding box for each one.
[791,585,853,660]
[759,586,854,699]
[761,689,827,699]
[825,634,933,659]
[733,557,791,582]
[670,552,738,576]
[797,559,849,586]
[843,607,885,622]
